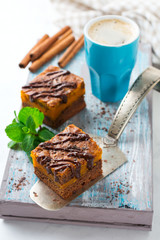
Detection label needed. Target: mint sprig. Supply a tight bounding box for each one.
[5,107,55,163]
[18,107,44,128]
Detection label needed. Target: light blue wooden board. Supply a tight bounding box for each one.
[1,44,152,211]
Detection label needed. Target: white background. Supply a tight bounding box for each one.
[0,0,160,239]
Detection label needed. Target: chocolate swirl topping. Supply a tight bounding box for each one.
[39,132,90,147]
[67,152,93,170]
[37,132,94,182]
[29,92,68,103]
[22,70,77,103]
[45,70,70,77]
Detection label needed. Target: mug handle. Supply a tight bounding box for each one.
[108,66,160,142]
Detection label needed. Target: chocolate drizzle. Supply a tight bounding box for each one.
[29,92,67,103]
[22,82,76,91]
[39,132,90,148]
[22,69,77,103]
[67,152,93,170]
[48,159,81,181]
[37,132,94,182]
[45,70,70,77]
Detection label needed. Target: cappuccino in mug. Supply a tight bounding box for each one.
[88,19,137,46]
[84,15,140,102]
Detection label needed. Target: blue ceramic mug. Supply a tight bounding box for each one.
[84,15,140,102]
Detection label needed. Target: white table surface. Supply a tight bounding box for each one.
[0,0,160,239]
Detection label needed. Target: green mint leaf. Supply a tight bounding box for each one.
[8,141,22,150]
[5,123,25,142]
[8,140,17,148]
[38,127,55,141]
[18,107,44,128]
[26,116,36,133]
[22,134,35,152]
[33,137,41,149]
[14,143,23,150]
[14,110,18,121]
[22,126,30,134]
[12,118,17,123]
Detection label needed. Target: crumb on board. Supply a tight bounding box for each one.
[100,110,106,116]
[11,176,27,191]
[106,179,133,203]
[102,127,108,132]
[33,192,38,197]
[53,199,58,202]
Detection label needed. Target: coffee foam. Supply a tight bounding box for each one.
[88,19,137,46]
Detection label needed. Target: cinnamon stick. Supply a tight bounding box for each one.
[58,34,84,68]
[19,34,49,68]
[50,28,72,49]
[29,34,75,73]
[30,26,71,61]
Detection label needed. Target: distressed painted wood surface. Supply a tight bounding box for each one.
[0,44,152,213]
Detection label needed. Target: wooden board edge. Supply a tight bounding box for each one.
[0,215,152,231]
[0,199,154,212]
[0,150,14,201]
[148,92,153,211]
[0,200,153,228]
[147,43,153,211]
